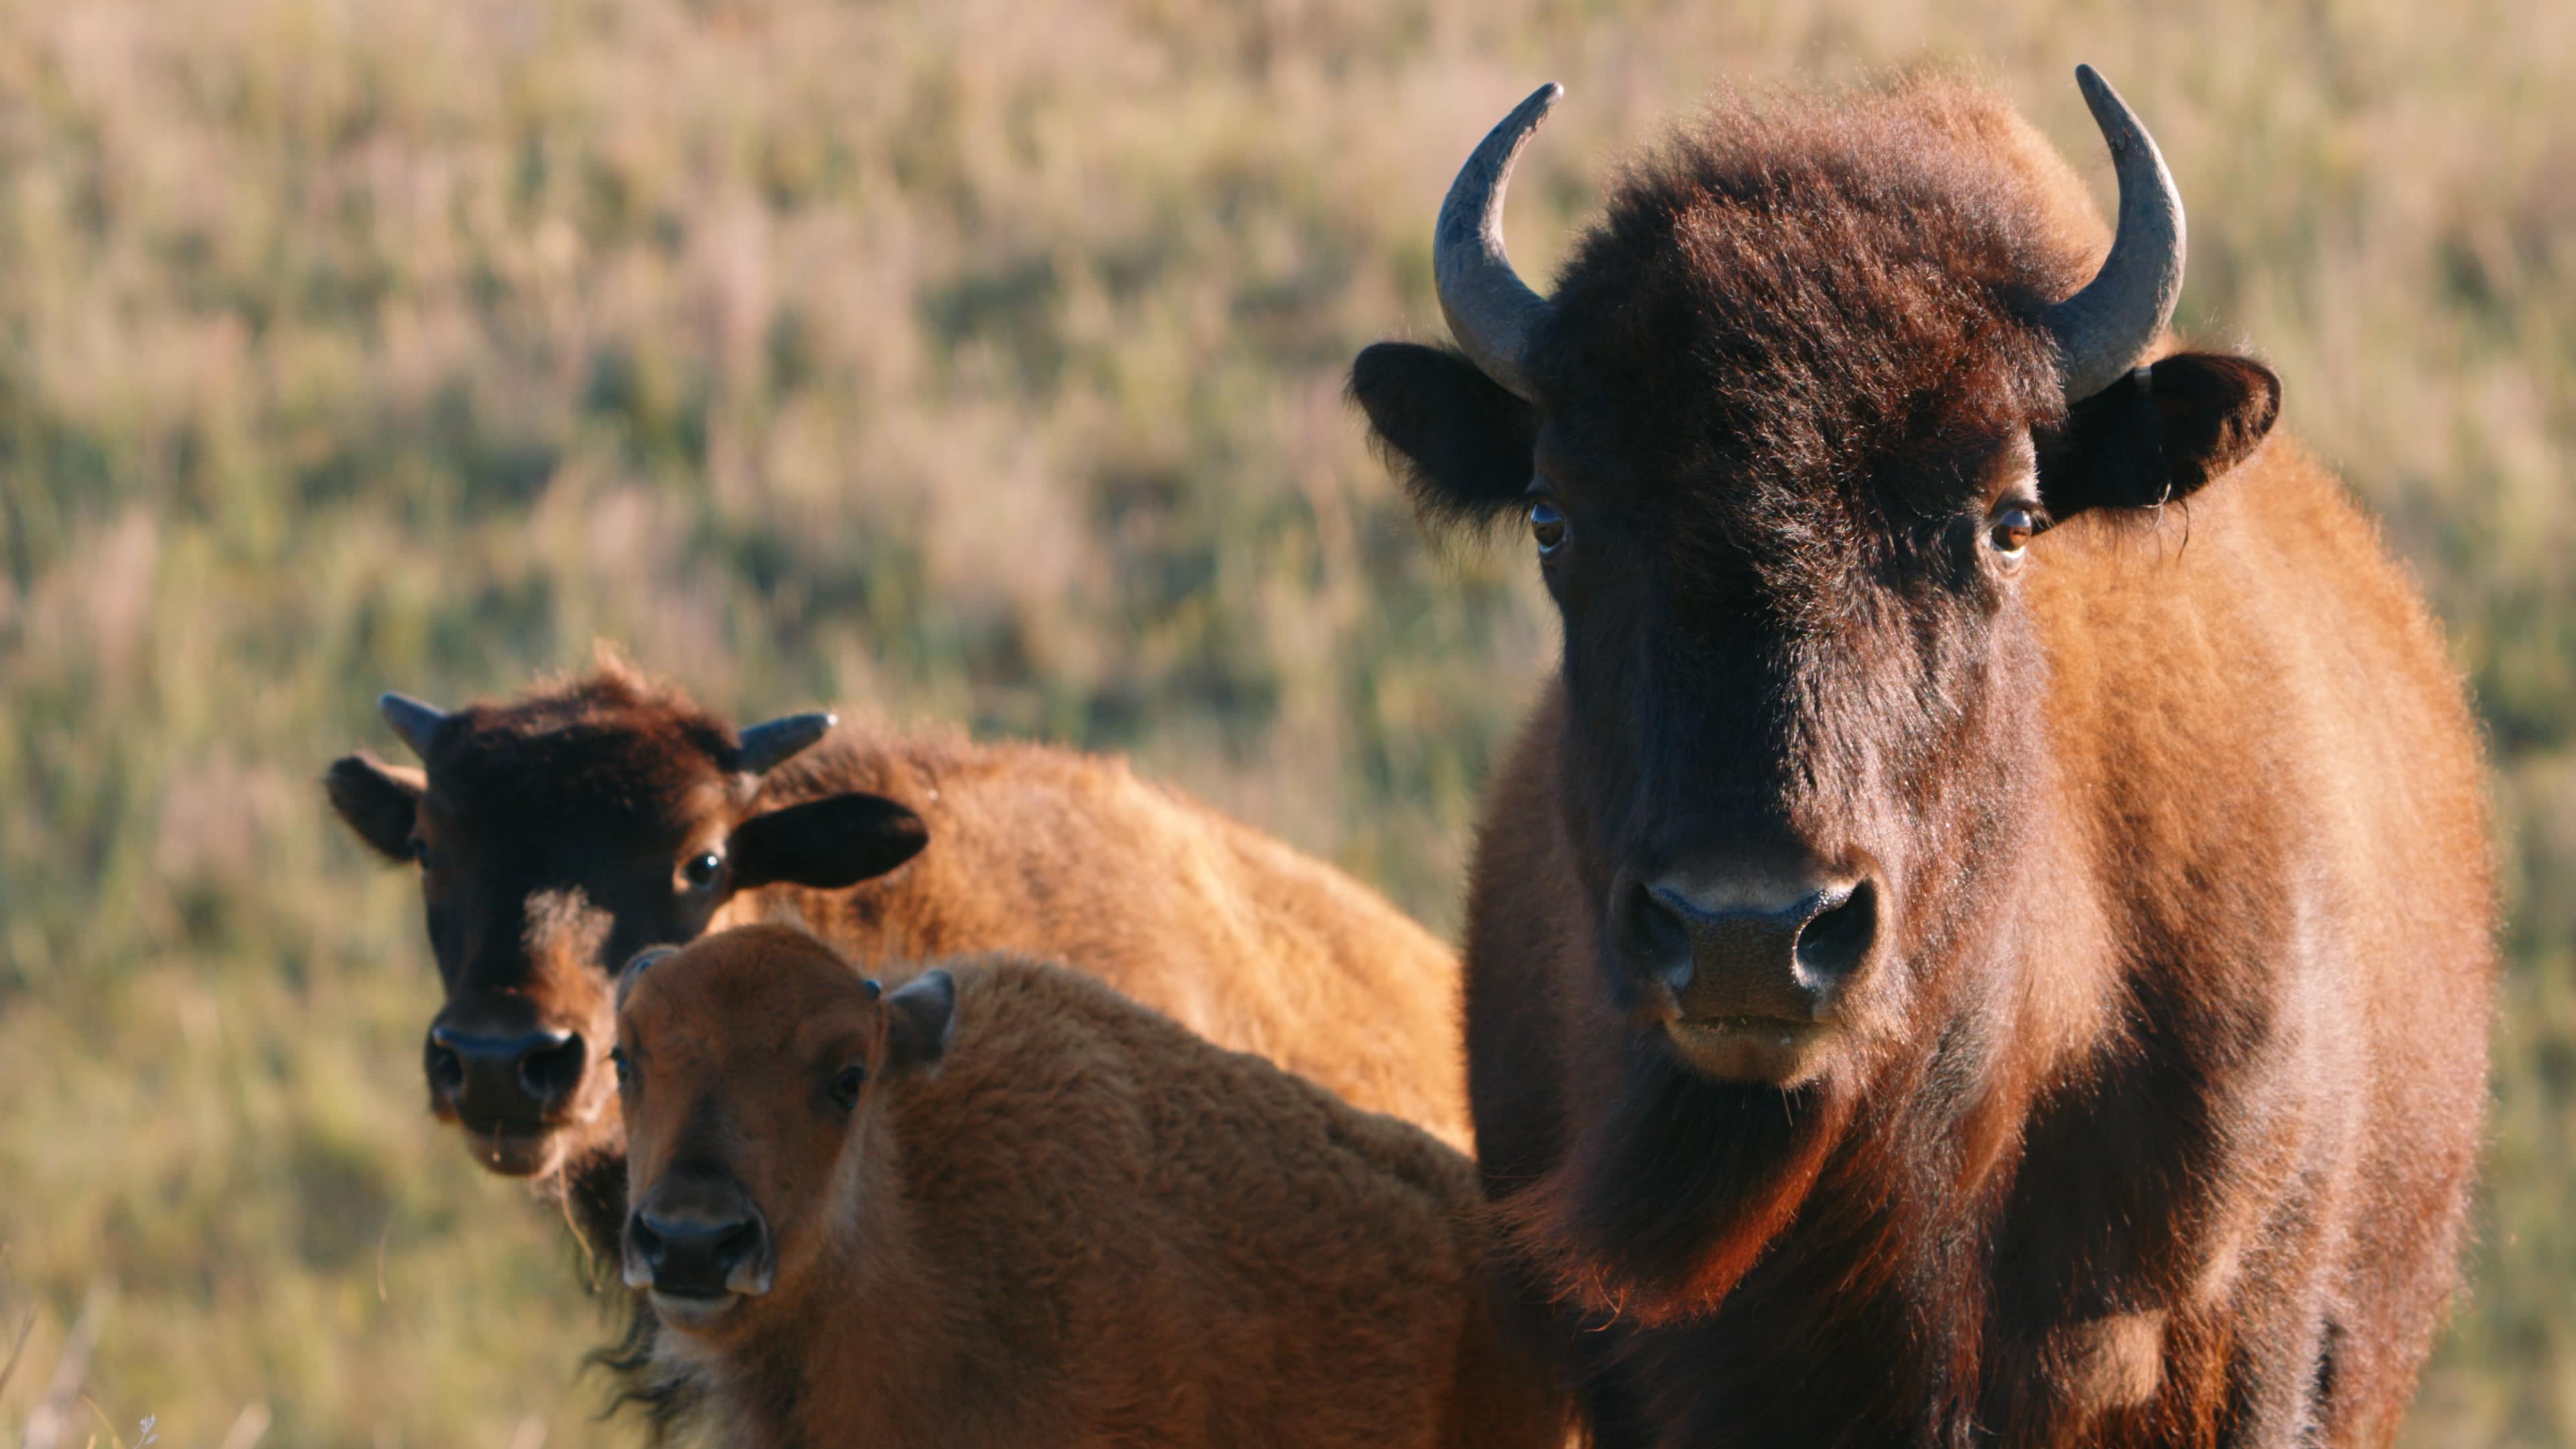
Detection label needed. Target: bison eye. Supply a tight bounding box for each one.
[1528,499,1568,556]
[1988,505,2039,558]
[680,851,724,891]
[609,1047,633,1090]
[829,1062,866,1111]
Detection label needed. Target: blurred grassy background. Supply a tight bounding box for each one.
[0,0,2568,1443]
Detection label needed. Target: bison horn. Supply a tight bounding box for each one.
[1433,82,1564,402]
[735,712,836,775]
[2045,65,2188,403]
[379,692,449,758]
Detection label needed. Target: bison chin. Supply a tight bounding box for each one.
[1501,1044,1856,1326]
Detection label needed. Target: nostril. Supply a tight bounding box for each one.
[428,1042,465,1096]
[712,1221,758,1271]
[1623,879,1694,981]
[1795,880,1878,981]
[521,1032,586,1105]
[629,1215,666,1268]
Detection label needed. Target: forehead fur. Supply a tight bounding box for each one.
[623,924,869,1048]
[428,659,738,824]
[1532,78,2110,558]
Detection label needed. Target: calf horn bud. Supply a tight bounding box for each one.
[2045,65,2188,403]
[380,692,449,759]
[1432,82,1563,402]
[735,712,836,775]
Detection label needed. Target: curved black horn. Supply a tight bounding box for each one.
[2045,65,2187,402]
[736,712,836,775]
[1432,83,1564,402]
[379,692,449,759]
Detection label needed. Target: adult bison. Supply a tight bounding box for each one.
[1350,70,2493,1447]
[324,655,1467,1251]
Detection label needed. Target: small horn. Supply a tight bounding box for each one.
[2045,65,2187,403]
[1433,83,1564,402]
[379,692,449,759]
[736,712,836,775]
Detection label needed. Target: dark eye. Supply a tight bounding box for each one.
[680,851,724,890]
[829,1062,866,1111]
[610,1047,633,1089]
[1988,505,2039,557]
[408,837,431,866]
[1529,499,1568,556]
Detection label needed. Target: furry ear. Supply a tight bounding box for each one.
[728,794,928,892]
[615,946,680,1011]
[879,970,955,1077]
[2043,352,2281,519]
[325,754,423,862]
[1350,342,1538,530]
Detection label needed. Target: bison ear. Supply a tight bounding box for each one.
[1350,341,1538,530]
[615,945,680,1011]
[325,754,423,863]
[2041,352,2282,520]
[879,970,955,1077]
[728,793,928,892]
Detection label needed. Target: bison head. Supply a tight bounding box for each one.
[323,665,927,1183]
[1352,71,2279,1318]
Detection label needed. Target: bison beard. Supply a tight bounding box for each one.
[1505,1059,1855,1326]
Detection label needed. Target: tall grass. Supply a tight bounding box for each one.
[0,0,2568,1442]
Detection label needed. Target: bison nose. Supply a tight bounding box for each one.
[425,1025,586,1123]
[625,1208,769,1299]
[1621,866,1878,1022]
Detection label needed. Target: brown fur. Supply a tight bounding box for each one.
[323,653,1467,1255]
[614,925,1567,1449]
[1351,78,2493,1448]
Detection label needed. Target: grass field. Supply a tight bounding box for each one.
[1,0,2571,1443]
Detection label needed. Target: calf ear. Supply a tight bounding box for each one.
[879,969,955,1076]
[614,945,680,1011]
[729,793,928,892]
[2041,352,2282,519]
[1350,342,1538,529]
[325,754,423,863]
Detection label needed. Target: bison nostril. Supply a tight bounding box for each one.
[521,1032,586,1105]
[429,1042,466,1095]
[1795,880,1878,981]
[629,1214,666,1267]
[1622,879,1695,987]
[713,1222,758,1272]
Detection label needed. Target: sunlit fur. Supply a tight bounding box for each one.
[1354,78,2494,1446]
[613,926,1567,1449]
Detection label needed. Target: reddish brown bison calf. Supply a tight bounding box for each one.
[611,924,1566,1449]
[1350,70,2494,1446]
[324,657,1465,1250]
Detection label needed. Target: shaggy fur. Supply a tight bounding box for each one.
[1351,78,2493,1448]
[613,926,1568,1449]
[323,653,1468,1247]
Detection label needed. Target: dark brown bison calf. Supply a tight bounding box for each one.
[611,924,1566,1449]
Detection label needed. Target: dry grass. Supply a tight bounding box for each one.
[0,0,2569,1442]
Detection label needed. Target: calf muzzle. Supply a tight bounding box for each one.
[624,1181,774,1314]
[425,1023,586,1130]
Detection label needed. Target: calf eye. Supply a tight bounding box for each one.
[830,1063,867,1111]
[1529,499,1568,556]
[609,1047,633,1089]
[680,851,724,890]
[1988,505,2039,557]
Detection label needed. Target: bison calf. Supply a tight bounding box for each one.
[611,924,1564,1449]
